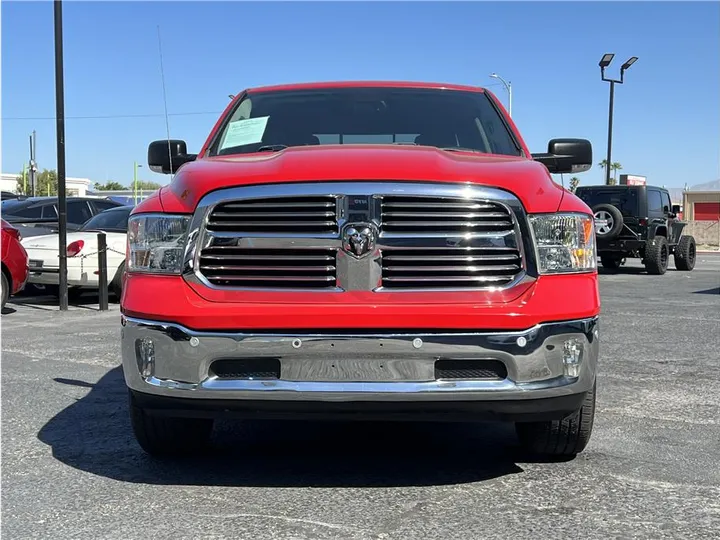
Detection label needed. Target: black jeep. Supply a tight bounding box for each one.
[575,184,697,274]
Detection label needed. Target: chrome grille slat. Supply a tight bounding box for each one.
[384,276,511,283]
[380,246,523,289]
[211,211,336,218]
[198,247,337,289]
[384,211,509,218]
[207,195,338,234]
[380,195,515,235]
[383,264,521,272]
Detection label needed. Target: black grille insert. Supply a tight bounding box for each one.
[210,358,281,380]
[435,359,508,380]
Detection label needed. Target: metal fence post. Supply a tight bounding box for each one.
[97,232,108,311]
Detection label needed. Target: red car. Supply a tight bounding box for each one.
[121,81,600,458]
[1,219,29,310]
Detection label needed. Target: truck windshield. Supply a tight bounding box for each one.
[209,87,522,157]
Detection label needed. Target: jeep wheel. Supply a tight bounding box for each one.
[516,382,596,458]
[674,235,697,271]
[129,392,214,456]
[644,236,670,275]
[600,255,622,269]
[592,204,624,241]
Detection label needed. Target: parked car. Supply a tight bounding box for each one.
[575,184,697,274]
[1,219,29,310]
[1,191,25,201]
[21,205,131,300]
[121,81,600,459]
[1,196,124,238]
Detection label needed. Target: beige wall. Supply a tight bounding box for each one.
[684,220,720,247]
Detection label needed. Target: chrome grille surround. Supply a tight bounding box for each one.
[183,182,536,292]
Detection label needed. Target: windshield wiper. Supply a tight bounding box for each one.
[438,147,486,154]
[257,144,288,152]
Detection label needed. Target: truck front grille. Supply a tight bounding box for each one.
[198,247,337,289]
[191,182,528,292]
[206,195,338,234]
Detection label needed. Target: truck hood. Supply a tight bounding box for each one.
[158,145,564,213]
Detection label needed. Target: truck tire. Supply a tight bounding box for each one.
[592,204,624,241]
[516,381,596,458]
[673,235,697,271]
[110,261,125,301]
[129,392,214,456]
[1,271,8,311]
[644,235,669,275]
[600,255,621,269]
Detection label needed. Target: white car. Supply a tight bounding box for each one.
[21,206,131,300]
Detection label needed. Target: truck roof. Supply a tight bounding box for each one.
[244,80,488,94]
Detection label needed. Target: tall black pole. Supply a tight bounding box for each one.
[54,0,68,311]
[605,80,615,186]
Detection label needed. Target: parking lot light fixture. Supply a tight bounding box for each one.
[599,53,615,69]
[599,53,638,186]
[489,72,512,117]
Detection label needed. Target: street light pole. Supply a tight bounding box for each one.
[598,53,638,186]
[133,162,143,204]
[490,72,512,116]
[54,0,69,311]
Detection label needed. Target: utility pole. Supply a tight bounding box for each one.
[54,0,69,311]
[29,131,37,196]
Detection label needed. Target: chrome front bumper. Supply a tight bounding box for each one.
[121,316,599,404]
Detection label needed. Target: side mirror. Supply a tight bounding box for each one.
[532,138,592,175]
[148,139,197,174]
[672,204,681,214]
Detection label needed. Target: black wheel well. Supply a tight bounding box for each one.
[654,226,668,238]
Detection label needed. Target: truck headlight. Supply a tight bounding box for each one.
[528,213,596,274]
[127,214,191,275]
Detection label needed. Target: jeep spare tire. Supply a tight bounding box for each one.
[592,204,624,240]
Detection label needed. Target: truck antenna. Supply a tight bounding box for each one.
[157,25,173,179]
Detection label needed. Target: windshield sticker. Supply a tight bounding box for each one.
[220,116,269,149]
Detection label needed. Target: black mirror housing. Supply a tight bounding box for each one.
[672,204,681,214]
[532,138,593,175]
[148,139,197,174]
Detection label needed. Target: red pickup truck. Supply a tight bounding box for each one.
[121,81,600,458]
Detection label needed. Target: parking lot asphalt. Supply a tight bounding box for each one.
[2,254,719,540]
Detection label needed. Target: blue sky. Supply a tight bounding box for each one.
[2,1,719,189]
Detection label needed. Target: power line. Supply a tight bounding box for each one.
[2,111,222,121]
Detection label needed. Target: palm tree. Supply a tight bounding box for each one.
[569,176,580,193]
[611,162,623,185]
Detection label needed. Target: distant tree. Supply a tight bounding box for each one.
[132,180,162,191]
[569,176,580,193]
[16,168,57,196]
[94,181,127,191]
